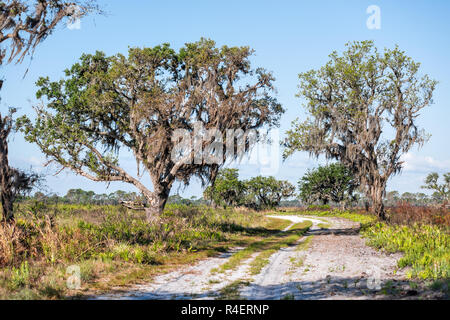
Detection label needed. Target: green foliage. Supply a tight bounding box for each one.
[298,163,358,206]
[306,204,331,211]
[204,169,245,207]
[243,176,295,210]
[9,261,30,290]
[298,209,376,226]
[1,203,276,298]
[363,223,450,279]
[204,169,295,210]
[422,172,450,203]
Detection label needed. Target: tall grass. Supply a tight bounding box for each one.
[0,203,270,299]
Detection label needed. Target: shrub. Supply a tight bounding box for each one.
[8,261,30,290]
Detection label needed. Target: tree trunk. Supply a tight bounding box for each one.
[373,198,386,220]
[0,192,14,222]
[144,206,163,223]
[144,183,170,223]
[371,183,387,221]
[0,114,13,222]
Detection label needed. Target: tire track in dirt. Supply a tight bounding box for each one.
[239,215,322,300]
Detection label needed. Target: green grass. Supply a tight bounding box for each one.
[3,203,448,299]
[216,280,250,300]
[249,249,278,275]
[295,236,312,252]
[289,221,313,232]
[264,218,293,231]
[281,293,295,300]
[248,222,312,275]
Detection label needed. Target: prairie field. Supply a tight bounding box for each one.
[0,203,448,300]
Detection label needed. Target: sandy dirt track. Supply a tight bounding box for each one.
[95,215,409,300]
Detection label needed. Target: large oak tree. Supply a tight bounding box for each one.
[19,39,283,221]
[283,41,437,220]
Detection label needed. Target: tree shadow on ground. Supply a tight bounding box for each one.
[306,227,361,236]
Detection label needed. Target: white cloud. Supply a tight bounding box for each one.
[400,152,450,173]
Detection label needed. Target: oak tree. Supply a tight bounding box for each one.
[203,168,245,208]
[283,41,437,220]
[422,172,450,203]
[19,39,283,221]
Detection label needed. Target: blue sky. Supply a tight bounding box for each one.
[1,0,449,198]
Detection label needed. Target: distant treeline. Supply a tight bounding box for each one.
[20,189,210,206]
[20,188,443,209]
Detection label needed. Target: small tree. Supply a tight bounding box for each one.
[243,176,295,210]
[422,172,450,203]
[19,39,283,221]
[385,190,400,206]
[415,192,429,206]
[203,168,245,208]
[298,163,358,208]
[283,41,437,220]
[401,192,417,204]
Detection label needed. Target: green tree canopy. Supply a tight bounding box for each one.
[422,172,450,203]
[243,176,295,210]
[203,168,245,208]
[298,163,358,207]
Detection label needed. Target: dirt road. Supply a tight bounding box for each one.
[95,215,407,300]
